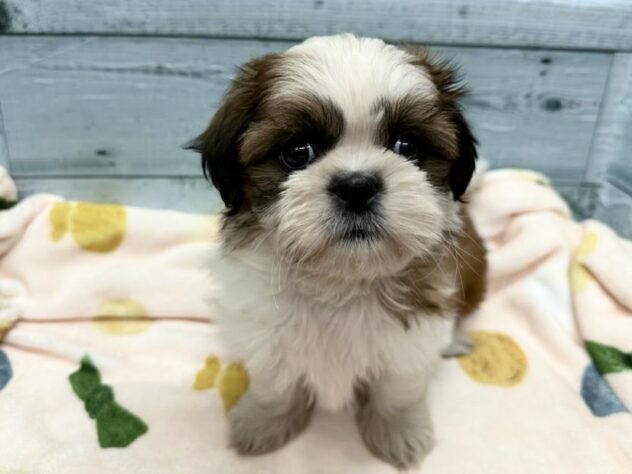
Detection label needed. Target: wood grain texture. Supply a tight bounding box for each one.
[0,36,611,185]
[585,53,632,184]
[3,0,632,51]
[603,56,632,197]
[0,36,289,177]
[0,103,10,170]
[14,176,223,213]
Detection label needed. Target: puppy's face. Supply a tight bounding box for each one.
[190,35,477,280]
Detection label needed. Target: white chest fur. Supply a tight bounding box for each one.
[207,244,454,412]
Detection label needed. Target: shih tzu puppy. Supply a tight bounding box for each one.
[188,34,487,469]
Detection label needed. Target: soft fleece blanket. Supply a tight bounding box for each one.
[0,165,631,474]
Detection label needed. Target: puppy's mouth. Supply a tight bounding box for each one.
[341,227,378,241]
[337,221,382,243]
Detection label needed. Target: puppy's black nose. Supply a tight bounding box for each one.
[328,172,383,212]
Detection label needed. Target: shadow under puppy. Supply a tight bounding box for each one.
[188,34,487,469]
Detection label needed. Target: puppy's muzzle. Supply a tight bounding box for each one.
[328,171,383,214]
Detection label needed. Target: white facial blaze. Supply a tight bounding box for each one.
[278,34,437,128]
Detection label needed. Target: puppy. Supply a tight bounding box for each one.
[188,34,487,469]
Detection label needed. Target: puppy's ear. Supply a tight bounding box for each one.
[406,47,478,200]
[449,108,478,201]
[186,54,280,214]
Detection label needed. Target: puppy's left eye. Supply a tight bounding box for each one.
[390,132,422,159]
[280,136,317,170]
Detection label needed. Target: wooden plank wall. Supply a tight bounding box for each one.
[4,0,632,50]
[590,53,632,236]
[0,103,10,171]
[0,0,630,230]
[0,37,610,181]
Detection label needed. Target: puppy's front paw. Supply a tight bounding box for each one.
[356,403,434,470]
[228,385,314,455]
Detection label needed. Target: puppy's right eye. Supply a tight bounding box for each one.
[280,136,317,170]
[390,132,422,160]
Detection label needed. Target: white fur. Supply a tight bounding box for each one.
[207,244,453,412]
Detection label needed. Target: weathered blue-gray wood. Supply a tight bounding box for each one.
[0,103,10,171]
[602,119,632,237]
[586,54,632,184]
[0,36,288,177]
[603,55,632,198]
[558,183,602,222]
[585,53,632,236]
[593,182,632,238]
[609,127,632,197]
[3,0,632,51]
[0,36,611,186]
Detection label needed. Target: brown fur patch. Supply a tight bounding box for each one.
[454,208,487,316]
[187,53,285,214]
[405,48,478,200]
[230,94,344,247]
[189,53,345,247]
[239,94,344,212]
[374,94,459,192]
[391,262,457,328]
[389,206,487,326]
[405,47,468,103]
[241,94,345,166]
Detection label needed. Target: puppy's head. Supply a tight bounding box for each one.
[189,34,477,280]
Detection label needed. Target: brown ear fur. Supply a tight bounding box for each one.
[408,48,478,200]
[449,107,478,200]
[186,54,282,214]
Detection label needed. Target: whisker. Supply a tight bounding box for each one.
[445,238,482,276]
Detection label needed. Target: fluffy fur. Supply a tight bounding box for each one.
[189,34,487,469]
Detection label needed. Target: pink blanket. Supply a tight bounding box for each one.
[0,166,630,473]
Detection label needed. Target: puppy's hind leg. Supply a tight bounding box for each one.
[228,372,315,455]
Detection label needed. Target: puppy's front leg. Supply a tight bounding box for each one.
[355,372,434,469]
[228,372,314,455]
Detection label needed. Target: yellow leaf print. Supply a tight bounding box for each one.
[217,363,250,411]
[193,356,221,391]
[193,355,250,412]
